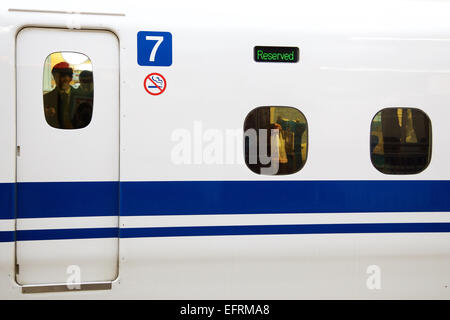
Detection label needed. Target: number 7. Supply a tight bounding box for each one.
[146,36,164,62]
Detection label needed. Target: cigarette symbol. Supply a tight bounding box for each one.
[148,75,164,88]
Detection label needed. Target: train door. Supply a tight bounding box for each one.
[16,28,119,290]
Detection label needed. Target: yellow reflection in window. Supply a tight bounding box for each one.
[43,52,93,129]
[244,106,308,175]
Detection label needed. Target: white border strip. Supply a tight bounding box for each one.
[16,216,118,230]
[9,212,450,232]
[0,219,15,232]
[121,212,450,228]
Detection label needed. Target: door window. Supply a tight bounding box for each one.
[43,52,93,129]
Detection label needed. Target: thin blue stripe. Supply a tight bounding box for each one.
[16,227,119,241]
[6,223,450,242]
[0,231,14,242]
[120,223,450,238]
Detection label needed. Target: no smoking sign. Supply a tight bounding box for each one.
[144,73,167,95]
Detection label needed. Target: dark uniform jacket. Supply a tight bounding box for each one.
[43,87,81,129]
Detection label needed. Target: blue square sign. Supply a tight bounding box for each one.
[137,31,172,66]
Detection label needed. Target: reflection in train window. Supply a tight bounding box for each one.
[43,52,94,129]
[370,108,432,174]
[244,106,308,175]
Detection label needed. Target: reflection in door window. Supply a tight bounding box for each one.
[244,106,308,175]
[43,52,93,129]
[370,107,432,174]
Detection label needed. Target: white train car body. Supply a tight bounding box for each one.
[1,0,450,299]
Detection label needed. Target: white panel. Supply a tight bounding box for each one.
[16,28,119,182]
[0,25,16,183]
[16,239,118,285]
[15,28,119,285]
[120,27,450,182]
[117,233,450,299]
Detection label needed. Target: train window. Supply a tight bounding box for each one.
[370,108,432,174]
[42,52,94,129]
[244,106,308,175]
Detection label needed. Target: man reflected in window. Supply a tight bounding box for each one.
[43,62,80,129]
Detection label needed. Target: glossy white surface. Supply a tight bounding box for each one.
[16,28,119,182]
[15,27,119,285]
[0,0,450,298]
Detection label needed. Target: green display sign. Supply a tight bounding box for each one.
[254,46,299,63]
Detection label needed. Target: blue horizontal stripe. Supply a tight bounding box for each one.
[0,231,14,242]
[17,181,119,219]
[0,183,14,219]
[7,223,450,242]
[16,228,119,241]
[1,180,450,219]
[121,180,450,216]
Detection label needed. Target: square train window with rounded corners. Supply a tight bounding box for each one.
[244,106,308,175]
[370,107,432,174]
[43,52,93,129]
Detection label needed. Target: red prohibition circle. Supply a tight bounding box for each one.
[144,73,167,96]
